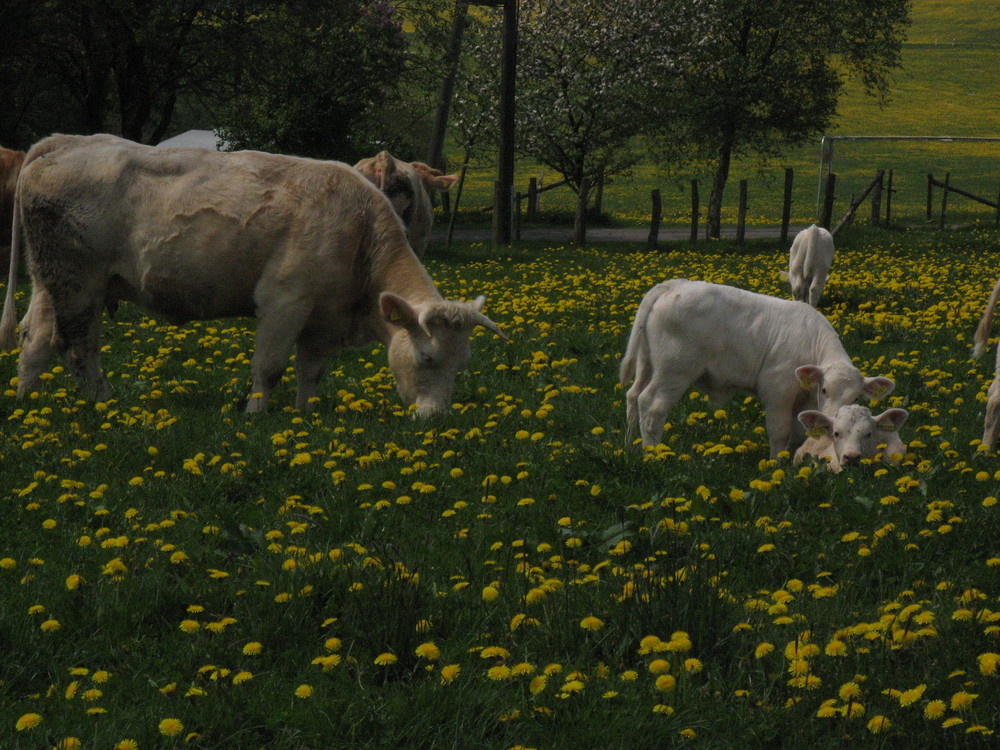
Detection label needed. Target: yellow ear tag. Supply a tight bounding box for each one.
[806,426,826,439]
[870,383,889,400]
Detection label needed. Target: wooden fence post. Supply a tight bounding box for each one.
[573,177,590,247]
[780,167,793,245]
[995,185,1000,228]
[886,169,894,226]
[690,179,699,245]
[648,189,662,251]
[871,169,884,226]
[736,179,748,245]
[927,173,934,219]
[514,192,522,241]
[445,162,469,249]
[940,172,950,229]
[821,173,836,229]
[527,177,538,220]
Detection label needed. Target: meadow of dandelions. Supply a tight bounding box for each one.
[2,227,1000,749]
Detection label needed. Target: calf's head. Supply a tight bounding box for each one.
[796,362,894,414]
[798,405,908,468]
[380,292,506,417]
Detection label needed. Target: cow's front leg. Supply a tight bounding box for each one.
[247,304,310,412]
[637,383,685,448]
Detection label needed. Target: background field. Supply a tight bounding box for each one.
[449,0,1000,229]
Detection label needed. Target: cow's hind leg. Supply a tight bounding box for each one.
[54,298,108,400]
[294,333,336,412]
[16,285,58,396]
[637,381,687,448]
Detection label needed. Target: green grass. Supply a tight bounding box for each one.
[3,226,1000,748]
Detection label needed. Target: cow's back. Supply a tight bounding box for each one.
[19,134,394,322]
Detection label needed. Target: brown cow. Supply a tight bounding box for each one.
[354,152,457,257]
[0,133,503,414]
[0,145,26,269]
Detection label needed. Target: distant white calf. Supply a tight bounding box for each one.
[972,274,1000,450]
[619,279,894,456]
[794,405,908,472]
[786,224,834,307]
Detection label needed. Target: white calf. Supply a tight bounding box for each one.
[973,274,1000,451]
[794,405,908,472]
[786,224,835,307]
[619,279,894,457]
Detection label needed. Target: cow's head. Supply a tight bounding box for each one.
[796,362,894,415]
[798,405,908,468]
[354,151,457,255]
[380,292,506,417]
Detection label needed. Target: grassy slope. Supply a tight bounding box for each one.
[450,0,1000,227]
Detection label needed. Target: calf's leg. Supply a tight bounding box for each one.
[247,301,312,412]
[983,376,1000,451]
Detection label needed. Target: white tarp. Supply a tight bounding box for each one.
[156,129,228,150]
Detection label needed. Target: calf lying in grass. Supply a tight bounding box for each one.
[794,405,908,472]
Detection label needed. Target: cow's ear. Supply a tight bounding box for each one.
[873,408,908,432]
[862,376,894,401]
[380,292,419,329]
[412,162,458,192]
[469,294,486,312]
[796,365,824,391]
[798,410,832,438]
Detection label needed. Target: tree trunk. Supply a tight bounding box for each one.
[707,140,733,240]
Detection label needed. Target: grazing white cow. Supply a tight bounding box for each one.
[794,404,908,472]
[973,274,1000,450]
[0,133,504,414]
[786,224,835,307]
[354,152,456,257]
[619,279,894,456]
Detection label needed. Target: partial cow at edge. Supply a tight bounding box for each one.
[354,152,457,257]
[0,145,26,270]
[785,224,834,307]
[0,133,503,415]
[794,404,908,472]
[620,279,894,457]
[972,274,1000,450]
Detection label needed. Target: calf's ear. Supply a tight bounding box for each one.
[795,365,824,391]
[861,376,894,401]
[873,408,908,432]
[797,410,833,438]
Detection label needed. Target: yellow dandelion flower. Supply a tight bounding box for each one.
[487,665,511,681]
[15,713,42,731]
[950,691,977,711]
[158,718,183,737]
[977,652,1000,675]
[115,741,139,750]
[655,674,677,692]
[866,715,891,733]
[414,642,441,661]
[440,664,461,684]
[754,642,774,659]
[294,684,313,699]
[242,641,262,656]
[580,616,604,631]
[924,700,946,719]
[374,652,397,666]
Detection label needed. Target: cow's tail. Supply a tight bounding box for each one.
[619,283,667,386]
[973,275,1000,359]
[0,175,22,350]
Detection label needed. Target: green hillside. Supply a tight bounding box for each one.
[450,0,1000,229]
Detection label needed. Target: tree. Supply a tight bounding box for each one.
[455,0,710,232]
[662,0,911,238]
[218,1,408,161]
[0,0,238,146]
